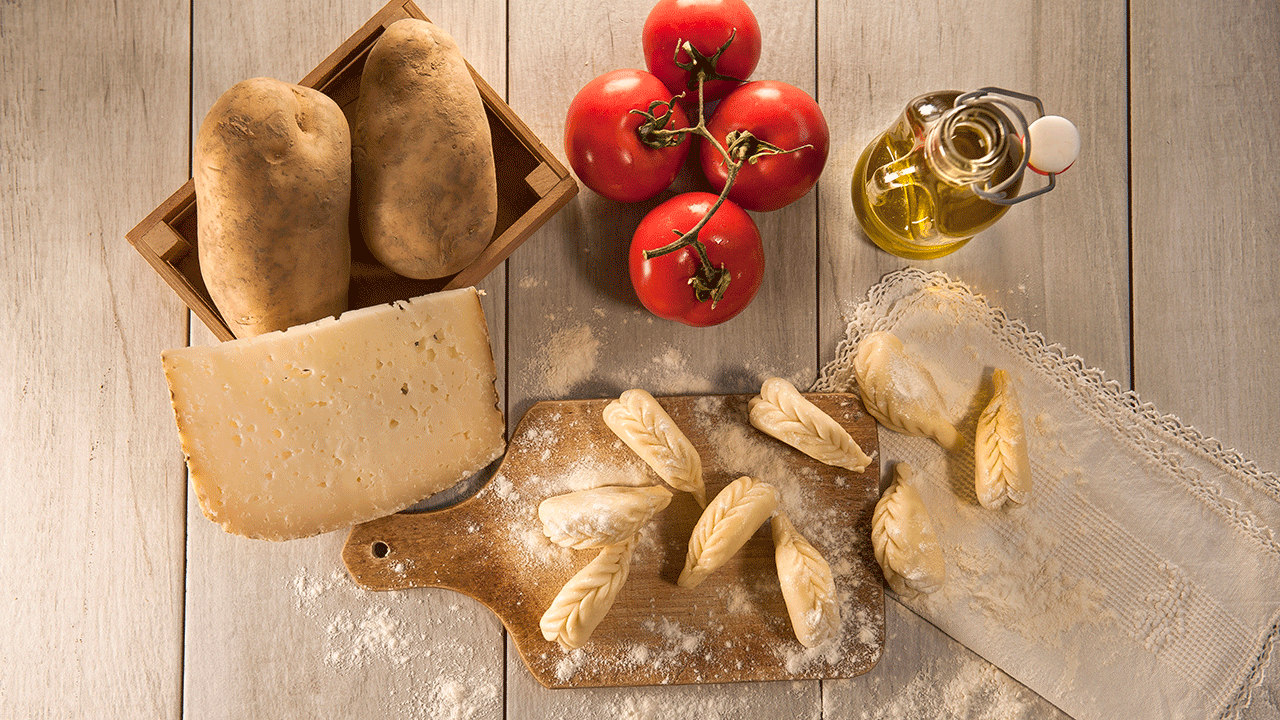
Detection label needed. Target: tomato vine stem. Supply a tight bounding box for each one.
[672,29,748,93]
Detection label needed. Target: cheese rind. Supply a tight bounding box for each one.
[162,287,505,541]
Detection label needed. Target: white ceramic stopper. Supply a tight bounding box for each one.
[1026,115,1080,175]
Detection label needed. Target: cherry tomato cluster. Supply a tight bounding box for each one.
[563,0,830,327]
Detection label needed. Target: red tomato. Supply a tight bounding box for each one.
[629,192,764,327]
[564,69,691,203]
[642,0,762,104]
[700,80,830,212]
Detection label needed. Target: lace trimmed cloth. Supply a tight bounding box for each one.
[815,268,1280,720]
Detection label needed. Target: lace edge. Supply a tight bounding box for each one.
[1221,609,1280,719]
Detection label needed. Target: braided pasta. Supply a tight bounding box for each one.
[539,534,639,650]
[974,369,1033,509]
[678,476,778,588]
[538,485,672,549]
[871,463,945,597]
[772,512,841,648]
[603,389,706,507]
[749,377,873,473]
[853,331,961,451]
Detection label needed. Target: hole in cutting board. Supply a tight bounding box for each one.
[370,541,390,558]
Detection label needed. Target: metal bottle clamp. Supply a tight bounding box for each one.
[953,87,1057,206]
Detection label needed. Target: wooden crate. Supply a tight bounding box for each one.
[126,0,577,342]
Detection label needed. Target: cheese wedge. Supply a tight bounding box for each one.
[162,287,505,541]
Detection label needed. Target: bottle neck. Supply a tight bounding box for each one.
[925,103,1016,187]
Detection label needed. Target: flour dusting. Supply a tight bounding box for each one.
[529,323,600,397]
[287,565,500,719]
[858,656,1041,720]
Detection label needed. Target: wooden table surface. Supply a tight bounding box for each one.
[4,0,1278,717]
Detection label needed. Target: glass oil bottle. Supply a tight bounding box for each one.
[852,88,1073,260]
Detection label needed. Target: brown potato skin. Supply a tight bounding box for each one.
[353,19,499,280]
[194,77,351,338]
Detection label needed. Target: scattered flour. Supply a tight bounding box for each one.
[325,605,417,668]
[724,585,756,614]
[420,680,500,720]
[529,323,600,397]
[287,565,500,719]
[858,656,1041,720]
[644,617,705,655]
[554,649,589,683]
[635,347,718,395]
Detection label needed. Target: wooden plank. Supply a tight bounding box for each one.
[503,0,824,713]
[816,0,1129,717]
[180,2,508,719]
[1131,3,1280,714]
[0,0,190,716]
[1131,0,1280,476]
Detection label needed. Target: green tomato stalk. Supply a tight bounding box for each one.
[672,29,749,93]
[629,51,809,308]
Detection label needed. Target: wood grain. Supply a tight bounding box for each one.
[1131,5,1280,715]
[0,0,190,717]
[344,393,883,688]
[1131,0,1280,476]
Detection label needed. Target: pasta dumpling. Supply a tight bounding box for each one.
[603,389,707,507]
[538,485,673,549]
[871,463,945,596]
[679,476,778,588]
[539,534,639,650]
[749,377,873,473]
[853,331,961,451]
[772,512,841,648]
[974,369,1032,509]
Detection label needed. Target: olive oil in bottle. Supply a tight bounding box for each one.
[852,90,1031,259]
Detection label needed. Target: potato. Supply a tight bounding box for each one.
[194,77,351,338]
[353,18,499,280]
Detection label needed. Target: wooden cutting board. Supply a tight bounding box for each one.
[342,392,884,688]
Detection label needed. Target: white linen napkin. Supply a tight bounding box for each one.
[814,268,1280,720]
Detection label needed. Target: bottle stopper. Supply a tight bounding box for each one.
[1026,115,1079,175]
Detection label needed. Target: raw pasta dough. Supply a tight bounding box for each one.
[538,485,673,549]
[539,534,639,650]
[772,512,841,648]
[603,389,707,506]
[974,368,1033,509]
[854,330,961,450]
[871,463,945,596]
[679,475,779,588]
[749,377,873,473]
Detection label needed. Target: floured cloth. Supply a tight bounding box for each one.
[814,268,1280,720]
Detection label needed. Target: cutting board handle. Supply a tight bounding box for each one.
[342,498,492,598]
